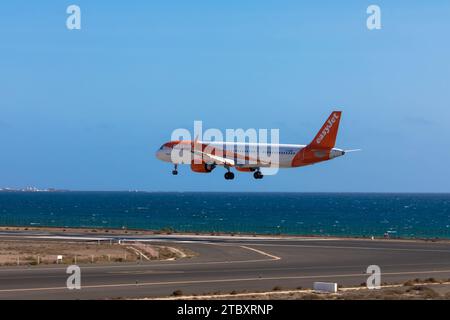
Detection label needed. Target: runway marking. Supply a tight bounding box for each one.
[3,261,450,283]
[107,270,184,275]
[239,246,281,260]
[0,258,276,273]
[237,243,450,253]
[0,244,281,273]
[126,246,150,261]
[0,270,182,281]
[1,242,449,274]
[2,269,450,294]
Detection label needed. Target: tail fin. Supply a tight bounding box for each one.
[308,111,342,149]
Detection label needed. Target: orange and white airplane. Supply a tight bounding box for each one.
[156,111,359,180]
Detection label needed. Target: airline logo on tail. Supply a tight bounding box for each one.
[307,111,342,150]
[315,112,340,145]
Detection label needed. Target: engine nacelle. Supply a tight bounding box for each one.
[190,162,215,173]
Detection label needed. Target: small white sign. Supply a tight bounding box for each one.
[313,282,338,293]
[57,255,63,263]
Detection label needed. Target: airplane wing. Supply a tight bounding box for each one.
[192,148,276,168]
[191,140,273,168]
[203,151,236,166]
[191,148,236,166]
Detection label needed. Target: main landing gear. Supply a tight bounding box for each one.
[253,170,263,179]
[172,164,178,175]
[224,166,235,180]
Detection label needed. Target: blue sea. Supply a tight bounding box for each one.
[1,192,450,239]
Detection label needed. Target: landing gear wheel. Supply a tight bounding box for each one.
[224,172,235,180]
[253,171,263,179]
[172,164,178,175]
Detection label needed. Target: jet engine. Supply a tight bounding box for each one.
[190,162,216,173]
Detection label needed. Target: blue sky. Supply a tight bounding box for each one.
[1,1,449,192]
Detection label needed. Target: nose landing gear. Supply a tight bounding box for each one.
[172,164,178,175]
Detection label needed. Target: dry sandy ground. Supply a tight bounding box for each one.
[161,281,450,300]
[0,239,195,266]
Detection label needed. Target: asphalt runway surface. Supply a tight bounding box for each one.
[1,231,450,299]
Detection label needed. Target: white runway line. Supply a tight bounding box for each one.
[239,243,450,253]
[240,246,281,260]
[0,257,277,273]
[3,269,450,294]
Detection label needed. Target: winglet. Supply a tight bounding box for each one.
[308,111,342,149]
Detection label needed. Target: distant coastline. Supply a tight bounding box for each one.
[0,187,68,193]
[1,189,450,194]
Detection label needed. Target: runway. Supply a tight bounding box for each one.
[1,231,450,299]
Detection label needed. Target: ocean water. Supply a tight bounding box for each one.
[0,192,450,239]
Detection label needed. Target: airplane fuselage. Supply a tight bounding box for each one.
[155,111,353,180]
[156,141,345,168]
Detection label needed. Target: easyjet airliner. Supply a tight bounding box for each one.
[156,111,358,180]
